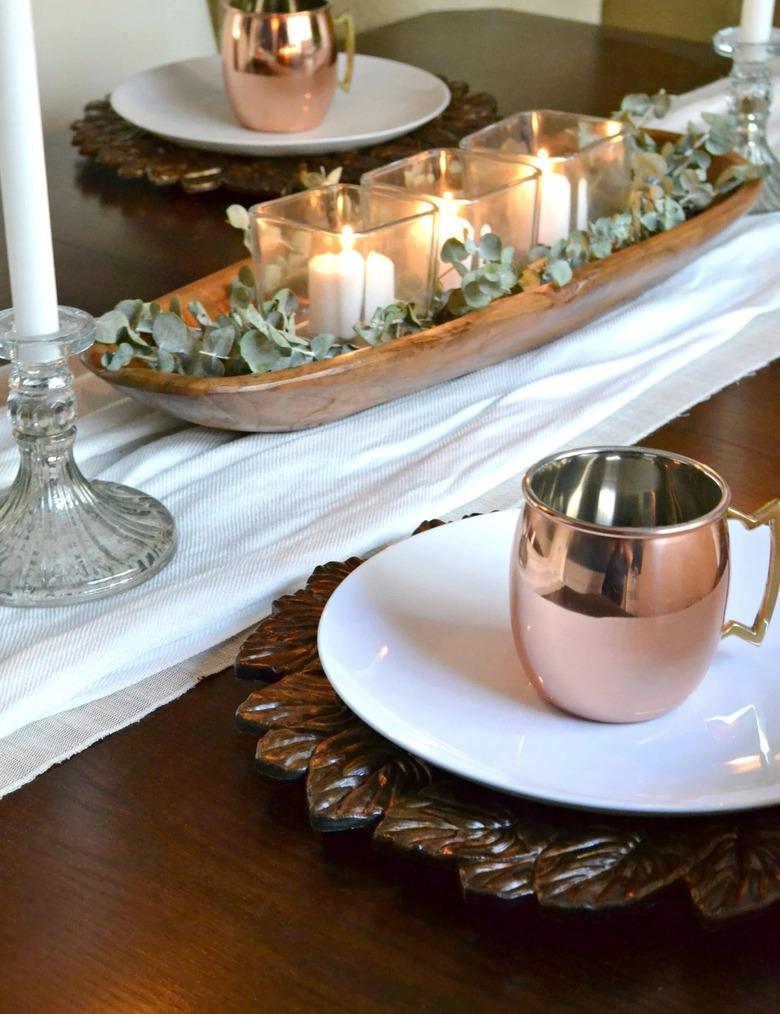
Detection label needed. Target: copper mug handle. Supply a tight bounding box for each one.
[334,12,355,92]
[722,499,780,644]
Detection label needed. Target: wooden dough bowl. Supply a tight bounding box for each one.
[83,139,761,433]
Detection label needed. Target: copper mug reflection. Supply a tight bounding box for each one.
[220,0,355,132]
[510,447,780,723]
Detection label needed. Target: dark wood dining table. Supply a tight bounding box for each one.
[1,10,779,1012]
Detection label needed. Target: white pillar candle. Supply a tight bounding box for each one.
[363,251,395,320]
[307,226,366,337]
[505,178,537,259]
[436,192,474,288]
[332,227,365,337]
[0,0,59,339]
[307,253,341,336]
[740,0,775,43]
[535,152,572,247]
[576,177,589,231]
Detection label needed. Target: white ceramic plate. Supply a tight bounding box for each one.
[318,510,779,815]
[111,54,450,156]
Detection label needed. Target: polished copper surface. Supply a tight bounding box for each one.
[220,0,350,132]
[511,447,739,723]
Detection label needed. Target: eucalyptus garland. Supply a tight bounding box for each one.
[98,92,763,377]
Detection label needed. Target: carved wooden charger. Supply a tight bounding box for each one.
[70,81,497,195]
[234,521,780,924]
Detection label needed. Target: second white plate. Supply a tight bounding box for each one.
[111,54,451,156]
[318,510,777,815]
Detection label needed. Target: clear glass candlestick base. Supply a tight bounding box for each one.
[0,307,176,606]
[713,27,780,213]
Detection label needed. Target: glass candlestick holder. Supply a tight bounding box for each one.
[0,307,176,606]
[713,27,780,213]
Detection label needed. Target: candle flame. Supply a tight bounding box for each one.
[340,224,355,251]
[537,147,549,159]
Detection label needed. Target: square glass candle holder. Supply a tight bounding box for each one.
[360,148,540,289]
[250,184,437,339]
[461,110,630,246]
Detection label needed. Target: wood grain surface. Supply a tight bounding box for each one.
[81,140,760,432]
[0,10,779,1013]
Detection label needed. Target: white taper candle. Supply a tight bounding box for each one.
[0,0,59,338]
[740,0,776,43]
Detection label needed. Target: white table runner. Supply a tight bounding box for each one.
[1,76,779,797]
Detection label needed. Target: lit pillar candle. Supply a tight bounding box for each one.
[740,0,775,43]
[308,226,365,337]
[535,150,572,247]
[575,177,589,231]
[0,0,59,340]
[307,252,341,336]
[436,191,474,288]
[332,227,365,336]
[363,251,395,320]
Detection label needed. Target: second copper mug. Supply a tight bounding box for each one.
[221,0,355,132]
[510,447,780,723]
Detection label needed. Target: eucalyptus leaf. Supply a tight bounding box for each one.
[621,93,653,118]
[547,260,573,286]
[101,341,135,371]
[95,309,131,345]
[188,300,213,328]
[477,275,504,297]
[243,302,268,332]
[266,324,292,349]
[589,237,613,259]
[203,325,237,358]
[442,287,470,317]
[633,151,668,181]
[462,279,493,308]
[283,349,310,370]
[226,203,250,231]
[310,333,336,358]
[478,232,502,262]
[230,282,253,308]
[156,349,178,374]
[197,353,226,377]
[152,312,193,353]
[115,299,143,328]
[651,89,671,118]
[239,330,282,372]
[441,237,469,264]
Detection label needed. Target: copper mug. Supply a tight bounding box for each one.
[220,0,355,132]
[510,447,780,723]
